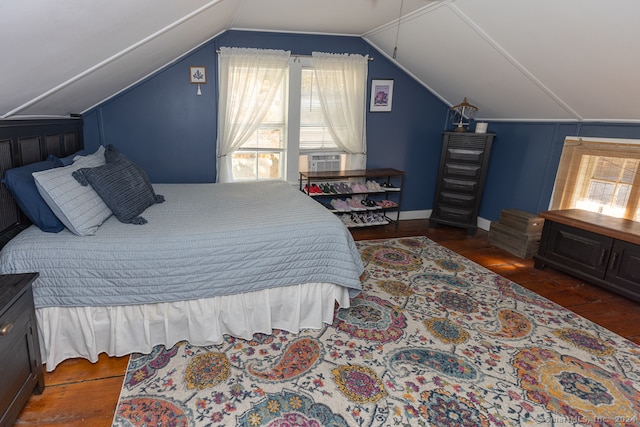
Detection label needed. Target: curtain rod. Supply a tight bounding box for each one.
[215,50,373,60]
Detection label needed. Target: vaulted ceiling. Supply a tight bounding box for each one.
[2,0,639,122]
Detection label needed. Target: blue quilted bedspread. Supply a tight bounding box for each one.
[0,181,363,308]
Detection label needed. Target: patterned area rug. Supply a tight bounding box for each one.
[113,236,640,426]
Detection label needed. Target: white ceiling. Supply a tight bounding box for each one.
[2,0,639,122]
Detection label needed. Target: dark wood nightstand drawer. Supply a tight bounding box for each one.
[0,273,43,427]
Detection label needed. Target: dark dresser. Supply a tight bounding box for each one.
[0,273,44,426]
[534,209,640,302]
[429,132,495,235]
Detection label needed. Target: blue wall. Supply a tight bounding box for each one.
[83,30,640,223]
[480,121,640,222]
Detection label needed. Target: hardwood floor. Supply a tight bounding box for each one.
[15,219,640,426]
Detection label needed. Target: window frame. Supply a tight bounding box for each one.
[223,56,352,183]
[551,137,640,221]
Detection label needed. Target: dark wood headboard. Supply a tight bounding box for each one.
[0,118,84,247]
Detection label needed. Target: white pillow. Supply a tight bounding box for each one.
[32,146,112,236]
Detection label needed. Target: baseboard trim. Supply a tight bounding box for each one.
[397,210,491,232]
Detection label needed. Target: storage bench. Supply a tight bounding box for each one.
[534,209,640,302]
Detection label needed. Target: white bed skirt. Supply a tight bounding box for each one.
[37,282,351,371]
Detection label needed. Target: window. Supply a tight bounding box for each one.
[217,48,368,183]
[229,62,341,181]
[299,67,338,152]
[230,76,287,181]
[550,137,640,221]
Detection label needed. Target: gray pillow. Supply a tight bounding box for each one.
[72,154,164,224]
[33,146,112,235]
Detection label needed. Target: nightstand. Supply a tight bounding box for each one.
[0,273,44,426]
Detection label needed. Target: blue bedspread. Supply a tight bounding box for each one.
[0,181,363,308]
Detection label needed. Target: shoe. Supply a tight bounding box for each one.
[362,198,377,209]
[338,199,351,211]
[381,182,400,191]
[310,184,323,194]
[366,181,382,191]
[346,198,365,211]
[339,214,353,227]
[376,200,397,208]
[351,213,365,226]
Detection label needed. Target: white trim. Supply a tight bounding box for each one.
[565,136,640,145]
[384,210,491,232]
[393,209,430,221]
[477,217,491,231]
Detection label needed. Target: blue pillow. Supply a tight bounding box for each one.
[73,148,164,224]
[2,160,65,232]
[54,149,90,167]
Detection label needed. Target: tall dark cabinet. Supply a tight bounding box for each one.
[429,132,495,235]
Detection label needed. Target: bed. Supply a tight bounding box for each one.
[0,119,363,371]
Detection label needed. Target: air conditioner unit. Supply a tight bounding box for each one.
[309,153,341,172]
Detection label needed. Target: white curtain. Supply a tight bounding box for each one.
[216,47,290,182]
[312,52,368,170]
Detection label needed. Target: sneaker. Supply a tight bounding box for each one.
[366,180,383,192]
[381,182,400,191]
[338,199,351,211]
[346,198,365,211]
[351,213,364,226]
[362,198,377,208]
[339,214,353,227]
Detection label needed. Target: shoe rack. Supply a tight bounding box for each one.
[299,168,405,229]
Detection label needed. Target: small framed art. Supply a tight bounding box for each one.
[190,66,206,84]
[370,79,394,112]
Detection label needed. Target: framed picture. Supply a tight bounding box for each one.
[370,79,394,112]
[190,66,206,84]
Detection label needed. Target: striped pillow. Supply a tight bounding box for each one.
[33,146,112,236]
[72,153,164,224]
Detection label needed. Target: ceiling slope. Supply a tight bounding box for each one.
[1,0,639,122]
[0,0,235,117]
[364,0,640,122]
